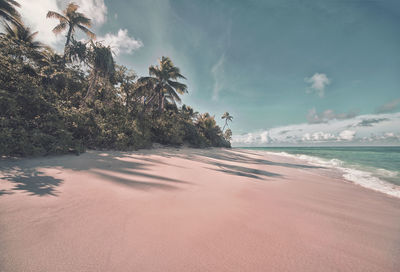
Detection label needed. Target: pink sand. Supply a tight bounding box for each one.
[1,148,400,271]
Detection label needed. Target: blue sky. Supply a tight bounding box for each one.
[20,0,400,145]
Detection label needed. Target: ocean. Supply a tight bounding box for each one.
[239,146,400,198]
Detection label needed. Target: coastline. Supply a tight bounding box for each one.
[1,148,400,271]
[242,147,400,199]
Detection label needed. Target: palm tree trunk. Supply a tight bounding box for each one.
[65,25,73,47]
[223,120,228,131]
[63,25,73,62]
[85,70,98,101]
[143,94,156,111]
[158,90,163,113]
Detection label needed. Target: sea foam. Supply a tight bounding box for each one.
[265,151,400,198]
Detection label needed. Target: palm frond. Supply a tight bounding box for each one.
[2,20,15,37]
[66,3,79,14]
[149,65,162,78]
[74,13,91,27]
[167,80,187,94]
[165,85,182,103]
[46,11,68,22]
[0,0,21,19]
[167,66,186,80]
[0,11,19,25]
[52,21,68,34]
[77,24,95,39]
[4,0,20,7]
[138,76,157,84]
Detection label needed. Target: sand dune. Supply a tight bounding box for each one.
[1,148,399,271]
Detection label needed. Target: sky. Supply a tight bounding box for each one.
[18,0,400,146]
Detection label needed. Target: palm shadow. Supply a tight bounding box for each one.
[154,148,324,180]
[194,149,325,170]
[212,162,282,180]
[0,150,190,197]
[2,168,63,196]
[0,147,322,197]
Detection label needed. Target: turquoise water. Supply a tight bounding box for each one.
[239,146,400,197]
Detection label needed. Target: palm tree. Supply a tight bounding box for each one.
[2,21,44,50]
[84,41,115,101]
[138,56,187,112]
[0,0,21,25]
[221,112,233,131]
[47,2,95,50]
[181,104,198,120]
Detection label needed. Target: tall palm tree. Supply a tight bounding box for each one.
[138,56,187,112]
[221,112,233,131]
[84,41,115,101]
[0,0,21,25]
[47,2,95,50]
[2,21,44,50]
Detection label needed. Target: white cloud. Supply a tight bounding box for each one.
[211,54,225,101]
[305,73,331,97]
[244,133,255,144]
[305,131,336,141]
[232,112,400,146]
[362,132,400,142]
[260,131,269,143]
[73,0,107,26]
[19,0,63,47]
[338,130,356,141]
[98,29,143,56]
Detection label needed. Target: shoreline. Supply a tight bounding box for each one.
[1,148,400,271]
[241,148,400,199]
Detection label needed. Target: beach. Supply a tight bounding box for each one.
[1,148,400,271]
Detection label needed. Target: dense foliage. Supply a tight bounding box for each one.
[0,2,231,156]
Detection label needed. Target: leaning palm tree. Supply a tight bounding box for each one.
[2,21,45,50]
[138,56,187,112]
[47,2,95,50]
[221,112,233,131]
[0,0,21,25]
[84,41,115,101]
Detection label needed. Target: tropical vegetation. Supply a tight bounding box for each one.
[0,1,232,157]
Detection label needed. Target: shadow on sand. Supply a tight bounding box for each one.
[0,148,323,197]
[147,148,325,181]
[0,151,190,197]
[1,168,63,196]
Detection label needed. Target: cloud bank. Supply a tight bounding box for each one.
[233,112,400,146]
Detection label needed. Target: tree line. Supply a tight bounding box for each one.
[0,1,233,156]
